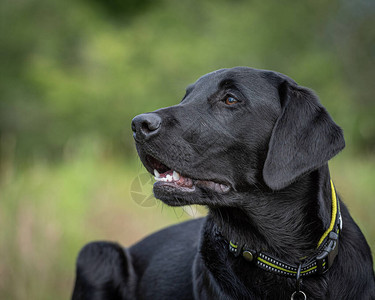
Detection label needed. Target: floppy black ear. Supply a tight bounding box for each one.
[263,81,345,190]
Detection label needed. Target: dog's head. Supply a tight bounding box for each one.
[132,67,344,206]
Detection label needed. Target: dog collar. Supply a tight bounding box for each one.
[227,180,342,279]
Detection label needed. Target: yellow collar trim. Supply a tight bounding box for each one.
[317,180,339,248]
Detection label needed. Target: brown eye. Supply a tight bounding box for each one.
[225,96,238,105]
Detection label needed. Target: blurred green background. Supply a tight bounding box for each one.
[0,0,374,298]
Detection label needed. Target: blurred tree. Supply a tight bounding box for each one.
[89,0,154,20]
[327,0,375,152]
[0,0,374,171]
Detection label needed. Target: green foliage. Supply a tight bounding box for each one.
[1,0,374,164]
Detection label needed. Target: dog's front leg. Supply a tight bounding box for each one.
[72,241,136,300]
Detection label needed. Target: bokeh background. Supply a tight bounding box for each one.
[1,0,374,298]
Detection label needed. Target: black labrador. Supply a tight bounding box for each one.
[72,67,375,299]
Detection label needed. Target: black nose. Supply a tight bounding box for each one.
[131,113,162,142]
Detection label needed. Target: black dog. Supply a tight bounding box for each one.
[72,67,375,299]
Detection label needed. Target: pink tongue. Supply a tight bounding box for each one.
[159,170,173,178]
[177,177,193,188]
[159,170,193,188]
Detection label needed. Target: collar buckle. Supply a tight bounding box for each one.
[316,231,339,274]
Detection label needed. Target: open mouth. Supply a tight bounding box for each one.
[145,155,230,194]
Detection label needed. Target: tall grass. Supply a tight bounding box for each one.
[0,142,373,299]
[0,142,196,300]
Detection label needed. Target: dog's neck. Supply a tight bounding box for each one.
[208,165,333,263]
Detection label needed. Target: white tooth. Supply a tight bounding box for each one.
[173,171,180,181]
[154,169,160,178]
[166,175,173,182]
[220,184,230,193]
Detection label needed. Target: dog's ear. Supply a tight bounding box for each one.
[263,81,345,190]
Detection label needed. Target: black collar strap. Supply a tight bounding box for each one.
[228,180,342,278]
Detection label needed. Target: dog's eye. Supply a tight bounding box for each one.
[225,96,238,105]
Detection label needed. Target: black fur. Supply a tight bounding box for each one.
[72,67,375,299]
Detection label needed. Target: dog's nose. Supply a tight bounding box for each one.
[131,113,162,142]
